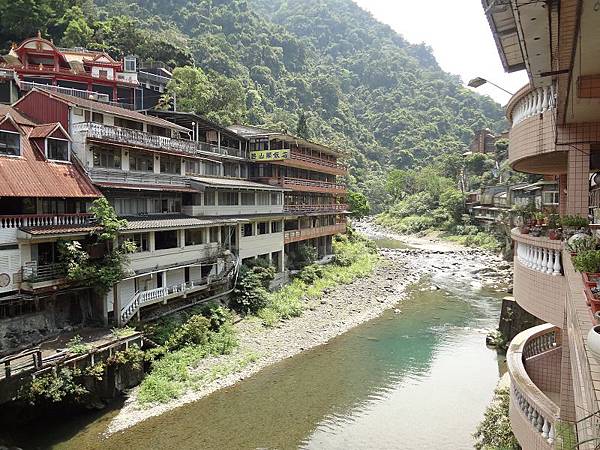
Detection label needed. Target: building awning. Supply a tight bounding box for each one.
[121,214,243,232]
[95,182,198,193]
[18,225,98,240]
[189,176,286,191]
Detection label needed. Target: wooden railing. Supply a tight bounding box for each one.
[284,204,348,213]
[74,122,246,159]
[284,223,346,243]
[281,177,347,193]
[289,151,347,171]
[0,213,92,229]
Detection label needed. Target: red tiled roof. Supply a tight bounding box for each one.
[0,107,100,198]
[19,225,99,236]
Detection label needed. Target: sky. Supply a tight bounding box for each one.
[352,0,529,106]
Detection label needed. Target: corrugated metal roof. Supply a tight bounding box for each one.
[0,107,100,198]
[0,105,36,126]
[122,214,241,231]
[16,89,189,133]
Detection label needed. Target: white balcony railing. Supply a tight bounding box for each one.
[516,241,562,276]
[88,168,189,187]
[74,122,246,160]
[510,84,556,127]
[0,213,92,230]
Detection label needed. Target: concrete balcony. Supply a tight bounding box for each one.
[0,213,93,244]
[505,84,565,174]
[508,324,561,450]
[284,223,346,244]
[183,204,283,217]
[74,122,246,160]
[88,168,191,189]
[512,229,566,326]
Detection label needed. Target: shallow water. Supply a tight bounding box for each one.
[10,245,505,450]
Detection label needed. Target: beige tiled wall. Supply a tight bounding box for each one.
[525,348,562,394]
[509,389,554,450]
[566,147,590,216]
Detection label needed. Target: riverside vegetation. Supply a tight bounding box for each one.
[130,232,377,406]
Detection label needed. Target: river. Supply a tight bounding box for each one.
[9,236,507,450]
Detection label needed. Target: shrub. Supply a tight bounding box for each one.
[164,315,211,352]
[561,214,589,228]
[297,264,325,284]
[473,387,519,450]
[201,303,234,331]
[566,235,598,254]
[67,335,91,355]
[231,265,275,314]
[20,368,88,405]
[290,243,319,269]
[573,250,600,273]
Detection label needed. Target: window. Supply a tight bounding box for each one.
[84,111,104,124]
[124,56,137,72]
[271,192,282,205]
[186,160,201,175]
[93,147,121,169]
[257,193,270,206]
[0,131,20,156]
[242,223,254,237]
[205,191,216,206]
[224,163,239,177]
[271,221,282,233]
[114,117,143,131]
[542,191,560,205]
[155,230,178,250]
[47,138,69,161]
[209,227,219,243]
[204,161,221,176]
[185,229,205,246]
[257,222,268,235]
[112,197,147,216]
[147,125,169,137]
[160,156,180,174]
[130,151,154,172]
[154,197,181,213]
[241,192,255,205]
[218,191,239,206]
[98,69,108,79]
[121,233,149,253]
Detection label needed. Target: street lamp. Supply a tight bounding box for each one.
[467,77,514,96]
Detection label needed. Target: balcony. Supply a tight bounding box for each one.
[273,151,347,176]
[284,204,349,214]
[88,168,190,189]
[505,83,564,174]
[0,213,93,244]
[512,229,566,326]
[74,123,246,160]
[257,177,347,195]
[284,223,346,244]
[507,324,561,450]
[20,262,68,292]
[119,254,239,324]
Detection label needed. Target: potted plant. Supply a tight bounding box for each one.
[573,249,600,289]
[534,211,545,226]
[547,213,561,240]
[530,226,542,237]
[566,234,598,256]
[561,214,589,239]
[512,204,534,234]
[587,325,600,361]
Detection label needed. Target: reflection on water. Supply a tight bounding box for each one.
[373,237,411,249]
[10,250,505,450]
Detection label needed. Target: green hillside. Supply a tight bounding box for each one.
[0,0,506,211]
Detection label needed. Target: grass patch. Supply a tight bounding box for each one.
[443,232,502,251]
[137,320,238,405]
[257,235,378,327]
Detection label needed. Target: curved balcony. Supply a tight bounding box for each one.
[506,84,566,175]
[512,229,566,326]
[508,324,561,450]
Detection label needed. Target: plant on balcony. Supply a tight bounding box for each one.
[566,235,598,255]
[573,250,600,273]
[561,214,589,239]
[546,213,561,240]
[511,204,535,233]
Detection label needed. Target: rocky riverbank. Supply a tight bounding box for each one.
[108,231,512,434]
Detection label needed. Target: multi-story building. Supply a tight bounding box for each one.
[228,125,348,266]
[0,104,100,353]
[1,33,139,108]
[11,89,286,325]
[484,0,600,447]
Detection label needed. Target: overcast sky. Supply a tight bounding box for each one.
[352,0,529,105]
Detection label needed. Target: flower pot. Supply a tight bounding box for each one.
[587,325,600,362]
[548,229,561,240]
[583,272,600,285]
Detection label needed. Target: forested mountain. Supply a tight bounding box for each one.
[0,0,506,210]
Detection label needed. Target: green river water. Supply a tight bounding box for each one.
[9,241,506,450]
